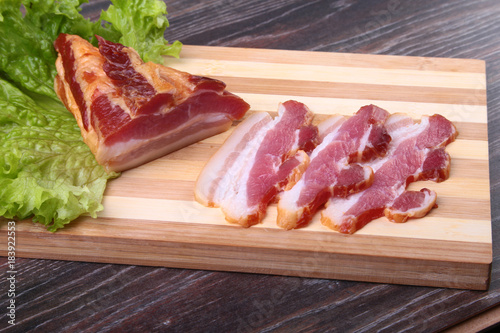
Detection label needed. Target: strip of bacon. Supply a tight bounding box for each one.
[321,113,458,234]
[385,188,437,223]
[277,105,391,230]
[54,34,250,172]
[195,100,319,227]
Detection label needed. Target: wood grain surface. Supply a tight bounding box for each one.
[1,0,500,332]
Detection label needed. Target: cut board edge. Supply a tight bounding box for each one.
[0,230,491,290]
[3,217,492,263]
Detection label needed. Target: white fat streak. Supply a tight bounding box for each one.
[356,125,372,159]
[309,122,343,160]
[101,114,226,160]
[322,192,361,226]
[422,189,437,207]
[369,116,430,172]
[213,111,283,218]
[107,94,134,118]
[317,115,345,142]
[278,176,304,212]
[389,116,428,142]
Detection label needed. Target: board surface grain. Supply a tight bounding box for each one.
[1,45,492,290]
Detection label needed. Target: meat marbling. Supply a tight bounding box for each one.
[54,34,250,172]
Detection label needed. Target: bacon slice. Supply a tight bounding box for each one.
[54,34,250,172]
[321,113,458,234]
[277,105,391,230]
[195,100,319,227]
[385,188,437,223]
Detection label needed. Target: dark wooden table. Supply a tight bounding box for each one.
[2,0,500,332]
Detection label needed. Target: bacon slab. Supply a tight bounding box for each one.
[54,34,250,172]
[321,113,458,234]
[195,100,319,227]
[277,105,391,230]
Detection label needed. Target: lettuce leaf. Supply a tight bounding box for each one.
[99,0,182,63]
[0,0,60,100]
[22,0,94,40]
[0,0,181,231]
[0,79,118,231]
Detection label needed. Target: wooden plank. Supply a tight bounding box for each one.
[178,45,486,73]
[443,304,500,332]
[171,58,485,89]
[218,76,487,105]
[238,93,488,123]
[0,45,492,290]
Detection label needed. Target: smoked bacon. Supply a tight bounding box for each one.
[321,113,458,234]
[54,34,250,172]
[195,101,318,227]
[277,105,392,230]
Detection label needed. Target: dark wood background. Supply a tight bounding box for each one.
[1,0,500,332]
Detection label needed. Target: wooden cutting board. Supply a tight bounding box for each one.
[1,45,491,290]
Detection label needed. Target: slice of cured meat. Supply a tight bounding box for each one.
[384,188,437,223]
[195,100,319,227]
[321,113,458,234]
[277,104,391,230]
[54,33,250,172]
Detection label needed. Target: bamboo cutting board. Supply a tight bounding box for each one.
[1,45,492,290]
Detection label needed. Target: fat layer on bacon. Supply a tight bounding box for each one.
[277,105,392,230]
[53,34,250,172]
[321,113,458,234]
[194,100,319,227]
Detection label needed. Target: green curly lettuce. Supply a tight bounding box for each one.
[0,80,118,231]
[99,0,182,63]
[0,0,181,231]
